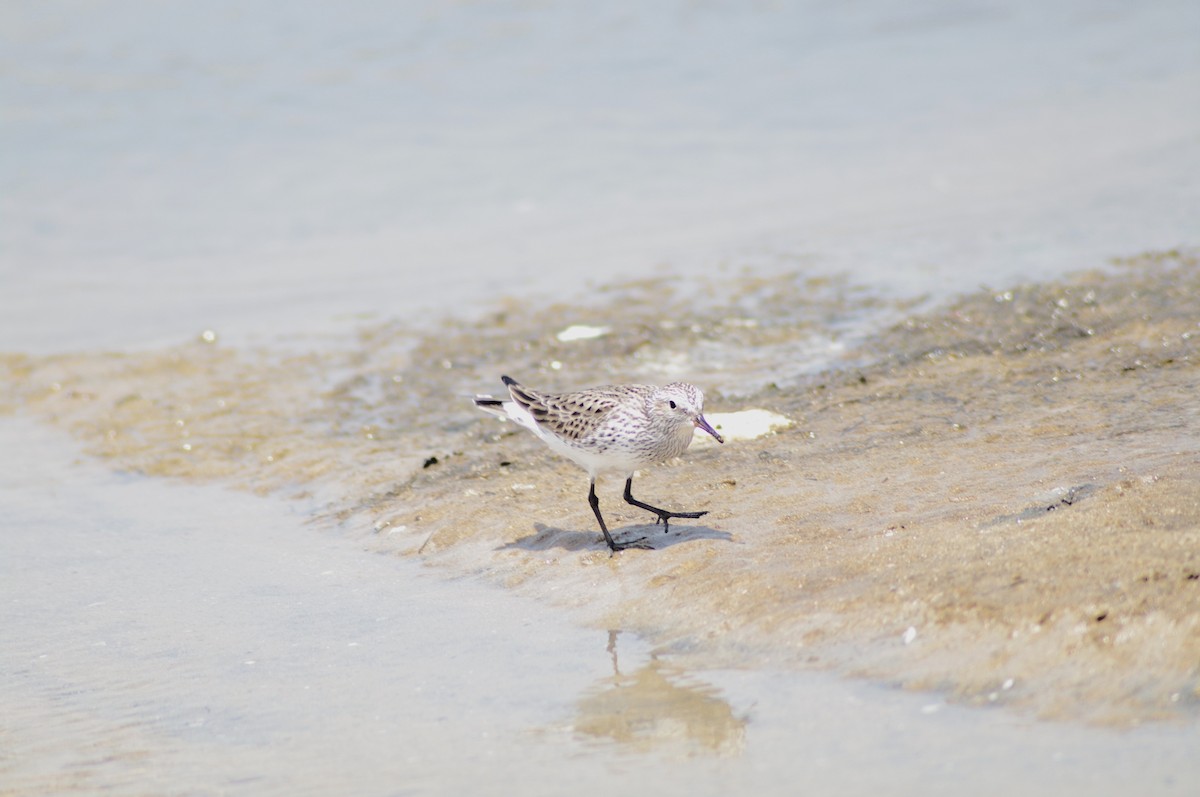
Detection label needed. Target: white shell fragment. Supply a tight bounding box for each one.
[693,409,793,446]
[555,324,611,342]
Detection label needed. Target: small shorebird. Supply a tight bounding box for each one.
[474,375,724,551]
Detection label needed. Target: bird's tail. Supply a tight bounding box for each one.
[473,396,507,416]
[474,379,543,435]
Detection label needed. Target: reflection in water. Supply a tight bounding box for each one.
[573,631,746,758]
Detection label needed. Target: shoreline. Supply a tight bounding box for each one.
[4,251,1198,727]
[5,419,1197,795]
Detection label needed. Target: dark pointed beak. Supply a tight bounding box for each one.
[694,414,724,444]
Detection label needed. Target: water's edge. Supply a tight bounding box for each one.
[4,251,1198,731]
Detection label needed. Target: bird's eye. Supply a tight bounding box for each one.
[668,400,677,409]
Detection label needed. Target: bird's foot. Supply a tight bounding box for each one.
[607,535,653,554]
[653,509,708,533]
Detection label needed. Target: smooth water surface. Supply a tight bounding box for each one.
[2,0,1197,351]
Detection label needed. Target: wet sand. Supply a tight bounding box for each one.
[11,424,1200,797]
[4,251,1198,729]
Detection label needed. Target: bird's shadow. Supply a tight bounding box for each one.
[497,522,733,553]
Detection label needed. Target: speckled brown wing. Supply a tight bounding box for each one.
[539,389,625,442]
[503,378,632,443]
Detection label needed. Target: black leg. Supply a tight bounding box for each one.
[589,480,650,552]
[623,477,707,533]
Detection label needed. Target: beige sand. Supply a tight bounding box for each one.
[4,250,1197,726]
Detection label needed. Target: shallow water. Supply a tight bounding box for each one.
[3,419,1198,796]
[3,0,1198,351]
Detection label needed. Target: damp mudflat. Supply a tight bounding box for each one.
[3,254,1199,795]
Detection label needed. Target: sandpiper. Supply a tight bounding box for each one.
[474,375,724,551]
